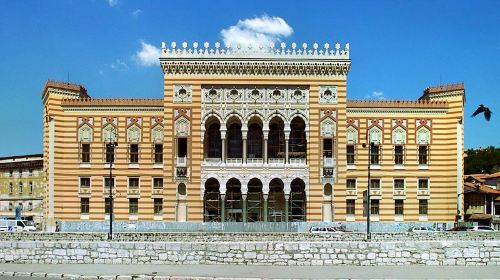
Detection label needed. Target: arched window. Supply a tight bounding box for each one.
[103,124,117,142]
[152,125,164,143]
[320,118,336,138]
[416,127,431,144]
[175,117,190,137]
[268,117,285,159]
[227,122,242,158]
[127,125,141,143]
[79,124,93,142]
[368,127,382,144]
[346,126,358,144]
[247,123,263,158]
[205,120,222,158]
[392,127,406,144]
[204,178,221,222]
[290,178,306,222]
[289,117,307,158]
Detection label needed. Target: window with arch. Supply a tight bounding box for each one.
[205,120,222,159]
[79,125,93,164]
[18,182,23,194]
[417,127,430,165]
[247,123,263,158]
[268,117,285,159]
[346,126,358,165]
[368,127,382,164]
[392,127,406,165]
[289,117,307,159]
[321,118,336,159]
[152,125,164,164]
[103,124,116,142]
[227,122,243,158]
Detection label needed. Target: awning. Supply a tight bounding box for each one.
[469,213,493,220]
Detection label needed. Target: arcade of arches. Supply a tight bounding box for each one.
[203,177,307,222]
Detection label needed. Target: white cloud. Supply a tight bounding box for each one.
[365,91,385,100]
[98,69,105,76]
[107,0,118,7]
[132,9,143,17]
[220,15,293,49]
[110,59,128,71]
[135,41,160,66]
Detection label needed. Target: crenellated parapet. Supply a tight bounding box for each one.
[423,82,464,94]
[347,99,448,108]
[42,80,89,101]
[160,41,351,77]
[420,82,465,102]
[61,98,163,106]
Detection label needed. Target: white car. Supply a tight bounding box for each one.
[467,225,495,232]
[409,226,436,233]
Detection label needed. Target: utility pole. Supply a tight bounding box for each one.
[108,140,118,240]
[362,142,374,240]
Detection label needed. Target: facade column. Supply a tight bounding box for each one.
[263,194,268,222]
[220,193,226,222]
[285,193,290,222]
[285,140,289,164]
[263,130,269,164]
[220,129,226,164]
[242,139,247,164]
[242,194,247,222]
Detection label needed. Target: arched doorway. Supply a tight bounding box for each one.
[204,117,222,159]
[268,117,285,162]
[226,178,243,222]
[226,117,243,159]
[289,117,307,161]
[247,120,263,160]
[203,178,220,222]
[247,178,264,222]
[268,178,285,222]
[290,178,306,221]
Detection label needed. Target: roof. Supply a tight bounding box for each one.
[42,80,89,98]
[423,82,465,94]
[464,182,500,195]
[0,154,43,161]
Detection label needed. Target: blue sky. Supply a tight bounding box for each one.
[0,0,499,156]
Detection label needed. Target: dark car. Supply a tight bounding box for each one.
[447,226,470,231]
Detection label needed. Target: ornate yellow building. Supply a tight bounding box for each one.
[42,41,465,231]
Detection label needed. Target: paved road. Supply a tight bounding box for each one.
[0,264,499,279]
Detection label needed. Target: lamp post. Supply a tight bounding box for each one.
[107,140,118,240]
[362,142,374,240]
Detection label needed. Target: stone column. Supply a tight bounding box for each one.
[242,139,247,164]
[285,193,290,222]
[220,130,226,164]
[263,130,269,164]
[242,194,247,223]
[220,193,226,222]
[263,194,268,222]
[285,140,289,164]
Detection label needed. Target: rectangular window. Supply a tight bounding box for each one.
[370,144,380,164]
[29,169,33,176]
[9,183,13,194]
[323,138,333,157]
[9,202,13,211]
[104,177,114,192]
[154,144,163,164]
[370,179,380,189]
[371,200,380,215]
[80,177,91,188]
[129,198,139,215]
[394,179,404,190]
[154,198,163,215]
[177,138,188,158]
[394,145,404,165]
[129,144,139,164]
[128,177,139,189]
[346,199,356,215]
[418,179,429,190]
[153,177,163,189]
[346,145,355,165]
[105,143,115,163]
[346,179,356,190]
[29,182,33,194]
[18,183,23,194]
[419,200,428,215]
[28,202,33,211]
[81,143,91,163]
[81,198,89,214]
[418,145,428,165]
[395,199,404,215]
[104,198,111,215]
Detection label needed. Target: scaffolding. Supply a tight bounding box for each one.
[203,181,220,222]
[225,185,243,222]
[247,189,263,222]
[289,191,306,221]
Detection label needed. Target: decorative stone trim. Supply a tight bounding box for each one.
[173,84,192,103]
[319,85,338,104]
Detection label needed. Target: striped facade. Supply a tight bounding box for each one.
[42,42,465,231]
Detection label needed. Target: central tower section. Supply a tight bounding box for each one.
[160,41,350,223]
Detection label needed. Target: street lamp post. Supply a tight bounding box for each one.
[362,142,374,240]
[107,140,118,240]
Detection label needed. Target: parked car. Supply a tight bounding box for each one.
[0,219,36,232]
[467,225,495,232]
[309,226,339,233]
[332,226,352,233]
[408,226,436,233]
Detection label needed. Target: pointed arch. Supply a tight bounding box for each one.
[320,117,336,138]
[78,124,93,142]
[368,126,382,144]
[175,116,190,137]
[392,126,406,145]
[151,124,164,143]
[103,124,117,142]
[416,126,431,144]
[346,126,358,144]
[127,124,141,143]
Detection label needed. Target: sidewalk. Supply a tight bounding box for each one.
[0,264,498,279]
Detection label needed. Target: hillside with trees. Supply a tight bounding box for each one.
[464,146,500,174]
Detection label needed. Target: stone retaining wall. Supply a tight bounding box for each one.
[0,234,499,266]
[1,232,499,242]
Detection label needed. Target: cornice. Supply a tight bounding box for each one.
[347,108,448,114]
[63,107,163,113]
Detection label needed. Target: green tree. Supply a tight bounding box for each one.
[464,146,500,174]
